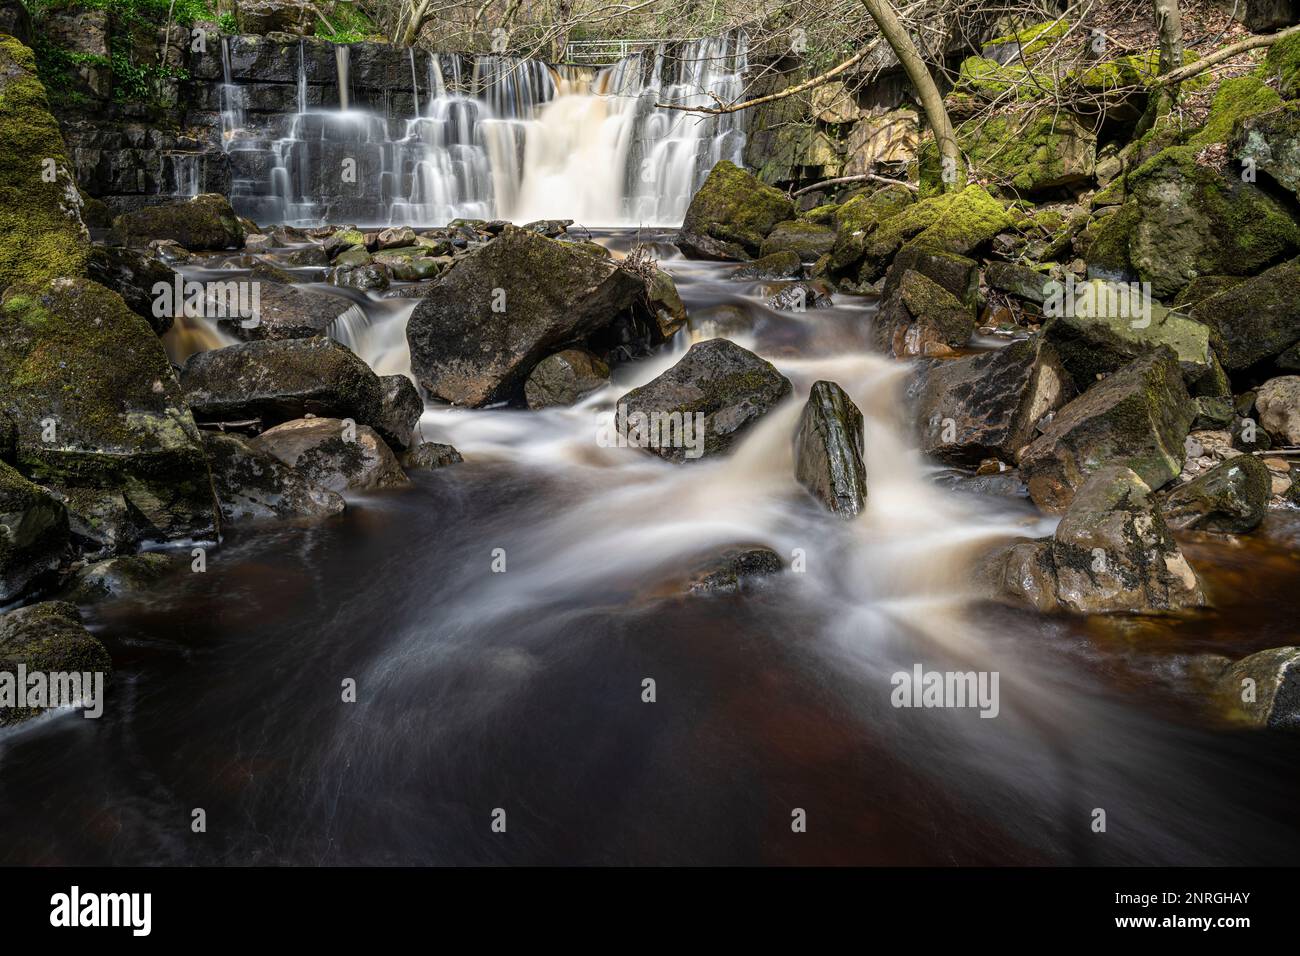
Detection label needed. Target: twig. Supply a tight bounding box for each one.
[790,173,918,197]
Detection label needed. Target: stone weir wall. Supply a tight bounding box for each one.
[54,32,491,215]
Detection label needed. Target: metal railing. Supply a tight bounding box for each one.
[562,38,694,63]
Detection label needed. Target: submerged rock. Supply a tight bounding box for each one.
[1160,453,1271,533]
[406,225,644,406]
[767,281,833,311]
[0,278,216,551]
[615,338,792,463]
[1051,466,1205,614]
[375,374,423,451]
[0,601,111,726]
[251,418,408,493]
[524,349,610,409]
[202,430,345,523]
[911,337,1074,468]
[1214,646,1300,731]
[181,338,385,431]
[401,442,463,471]
[686,546,783,594]
[1019,348,1195,512]
[0,461,69,603]
[677,161,796,260]
[107,193,245,251]
[793,381,867,518]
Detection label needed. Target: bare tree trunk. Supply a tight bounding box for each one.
[552,0,574,62]
[1150,0,1184,119]
[858,0,961,189]
[397,0,434,45]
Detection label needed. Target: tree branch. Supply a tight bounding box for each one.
[1154,23,1300,86]
[791,173,918,197]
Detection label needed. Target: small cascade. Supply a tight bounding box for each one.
[167,153,200,197]
[219,33,748,227]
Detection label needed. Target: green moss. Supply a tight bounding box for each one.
[1078,51,1160,91]
[986,19,1071,54]
[802,203,840,224]
[0,35,88,294]
[867,185,1013,267]
[921,111,1096,197]
[1189,76,1282,147]
[682,161,796,256]
[826,188,914,272]
[1265,29,1300,99]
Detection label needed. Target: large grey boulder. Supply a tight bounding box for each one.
[911,338,1074,468]
[793,381,867,518]
[202,431,345,523]
[375,374,423,450]
[107,194,245,251]
[615,339,792,463]
[1019,348,1195,512]
[227,281,354,341]
[86,245,178,334]
[1159,454,1272,534]
[406,225,644,406]
[251,418,408,493]
[1187,257,1300,372]
[1255,376,1300,444]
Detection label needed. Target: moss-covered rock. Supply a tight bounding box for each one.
[1191,76,1282,148]
[1188,256,1300,371]
[1089,147,1300,298]
[1265,29,1300,100]
[678,161,796,260]
[859,185,1014,281]
[1235,102,1300,197]
[524,349,609,409]
[1160,454,1271,533]
[85,245,178,334]
[0,459,68,602]
[107,194,246,251]
[921,111,1096,198]
[873,270,975,357]
[64,551,184,604]
[0,277,217,551]
[827,187,915,273]
[759,220,837,261]
[0,34,88,295]
[1214,646,1300,730]
[735,250,802,280]
[0,600,111,726]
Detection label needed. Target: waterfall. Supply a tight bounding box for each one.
[218,36,247,149]
[220,34,749,227]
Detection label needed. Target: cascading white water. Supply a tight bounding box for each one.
[220,34,749,227]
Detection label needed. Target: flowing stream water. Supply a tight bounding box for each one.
[1,233,1298,864]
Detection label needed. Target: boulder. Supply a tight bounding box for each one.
[406,226,644,407]
[0,0,33,44]
[985,261,1051,305]
[375,374,423,450]
[1086,148,1300,298]
[1188,257,1300,372]
[926,111,1096,197]
[677,161,796,260]
[0,601,111,726]
[86,245,177,334]
[1019,348,1195,512]
[1159,454,1271,534]
[231,280,353,340]
[64,552,183,603]
[735,251,802,280]
[107,194,246,251]
[1043,278,1212,384]
[1215,646,1300,730]
[251,418,408,493]
[759,221,837,262]
[181,337,385,430]
[615,339,792,463]
[376,226,417,250]
[331,262,390,291]
[1050,465,1206,614]
[0,35,88,294]
[982,538,1059,613]
[686,546,783,594]
[0,278,216,551]
[827,187,915,273]
[881,244,979,311]
[857,185,1014,282]
[0,460,68,603]
[1235,103,1300,198]
[792,381,868,517]
[202,430,345,523]
[401,442,463,471]
[873,270,975,356]
[1255,376,1300,444]
[768,281,833,311]
[524,349,610,409]
[911,338,1074,468]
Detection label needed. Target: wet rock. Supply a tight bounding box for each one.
[107,193,245,251]
[677,161,796,260]
[64,552,183,603]
[375,374,423,451]
[1215,646,1300,731]
[793,381,867,518]
[1255,376,1300,444]
[372,252,443,281]
[376,226,417,250]
[231,280,352,340]
[406,225,644,407]
[1051,465,1206,614]
[0,277,216,552]
[401,442,463,471]
[686,546,783,594]
[911,337,1074,468]
[85,245,177,334]
[181,337,385,430]
[759,220,837,262]
[735,251,802,280]
[938,469,1030,499]
[521,219,572,238]
[1043,279,1212,384]
[882,244,979,311]
[873,269,974,356]
[0,601,111,726]
[201,430,344,522]
[615,338,792,463]
[983,538,1060,613]
[331,262,390,291]
[1019,348,1195,512]
[249,260,302,285]
[0,461,68,603]
[1159,454,1271,533]
[251,418,408,493]
[767,281,833,311]
[641,265,688,341]
[524,349,610,410]
[985,261,1050,304]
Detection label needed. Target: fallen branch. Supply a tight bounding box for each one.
[790,173,918,197]
[1153,24,1300,86]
